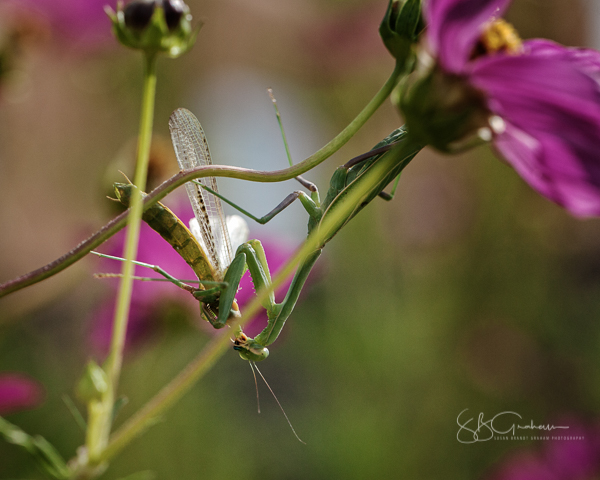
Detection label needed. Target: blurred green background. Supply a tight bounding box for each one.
[1,0,600,478]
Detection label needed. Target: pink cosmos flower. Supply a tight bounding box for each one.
[90,201,298,354]
[421,0,600,217]
[0,373,44,415]
[485,420,600,480]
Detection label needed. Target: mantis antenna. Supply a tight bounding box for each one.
[251,361,306,444]
[268,87,316,192]
[248,361,261,414]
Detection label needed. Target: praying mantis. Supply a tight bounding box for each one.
[109,107,422,362]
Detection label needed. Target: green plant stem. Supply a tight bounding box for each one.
[0,61,403,299]
[109,52,157,388]
[99,138,419,463]
[86,53,158,464]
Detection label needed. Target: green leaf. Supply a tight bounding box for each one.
[0,416,71,479]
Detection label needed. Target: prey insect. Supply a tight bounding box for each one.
[110,108,319,361]
[111,110,256,326]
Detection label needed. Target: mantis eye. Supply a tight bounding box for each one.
[233,345,269,362]
[233,338,269,362]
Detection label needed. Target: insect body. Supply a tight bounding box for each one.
[112,182,245,324]
[114,108,252,325]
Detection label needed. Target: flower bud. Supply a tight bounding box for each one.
[106,0,198,57]
[379,0,423,68]
[398,65,491,152]
[162,0,186,31]
[123,1,155,31]
[76,361,108,403]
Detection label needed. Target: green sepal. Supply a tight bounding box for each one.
[0,416,71,479]
[379,0,422,68]
[106,1,199,58]
[399,66,490,151]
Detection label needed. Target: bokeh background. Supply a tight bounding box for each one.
[1,0,600,478]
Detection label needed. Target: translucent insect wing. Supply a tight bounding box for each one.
[168,108,234,279]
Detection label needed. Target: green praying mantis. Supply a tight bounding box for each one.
[107,107,422,362]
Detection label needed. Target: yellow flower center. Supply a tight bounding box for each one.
[479,19,523,55]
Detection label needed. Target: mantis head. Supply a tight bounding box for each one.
[233,331,269,362]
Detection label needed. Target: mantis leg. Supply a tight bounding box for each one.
[253,248,322,348]
[195,182,322,225]
[342,142,404,202]
[192,287,223,304]
[342,143,396,169]
[378,173,402,201]
[294,175,317,192]
[201,252,248,329]
[91,251,226,294]
[229,240,322,361]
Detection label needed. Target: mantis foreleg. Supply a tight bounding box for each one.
[206,238,321,360]
[253,248,322,348]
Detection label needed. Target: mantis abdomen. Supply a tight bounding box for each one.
[114,183,217,284]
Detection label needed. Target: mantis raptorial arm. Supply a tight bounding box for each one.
[253,249,322,348]
[207,238,322,361]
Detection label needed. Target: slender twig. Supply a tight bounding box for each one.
[87,52,158,465]
[0,61,403,299]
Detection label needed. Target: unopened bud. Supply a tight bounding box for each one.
[106,0,198,57]
[76,361,108,403]
[379,0,422,69]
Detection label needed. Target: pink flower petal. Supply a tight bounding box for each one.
[470,51,600,216]
[424,0,511,73]
[526,40,600,81]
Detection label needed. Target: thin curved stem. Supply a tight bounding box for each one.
[0,61,403,299]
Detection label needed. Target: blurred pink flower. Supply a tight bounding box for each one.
[90,201,299,354]
[0,373,44,415]
[10,0,116,48]
[485,420,600,480]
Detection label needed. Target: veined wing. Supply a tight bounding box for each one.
[168,108,234,280]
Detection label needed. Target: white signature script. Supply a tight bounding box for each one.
[456,409,569,444]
